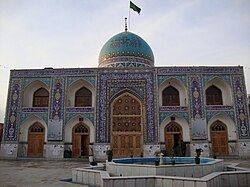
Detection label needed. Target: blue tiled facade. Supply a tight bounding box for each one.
[1,31,250,159]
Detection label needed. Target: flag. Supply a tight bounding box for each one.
[130,1,141,14]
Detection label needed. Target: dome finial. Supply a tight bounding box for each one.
[125,17,128,32]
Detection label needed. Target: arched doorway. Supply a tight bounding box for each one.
[165,122,183,156]
[112,93,142,157]
[210,121,228,156]
[72,123,89,157]
[28,122,45,157]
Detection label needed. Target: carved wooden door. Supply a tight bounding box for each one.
[28,122,44,157]
[112,94,142,157]
[211,121,228,156]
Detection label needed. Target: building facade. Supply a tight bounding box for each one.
[1,31,250,159]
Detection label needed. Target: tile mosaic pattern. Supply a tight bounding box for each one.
[233,75,250,138]
[66,76,96,88]
[158,75,187,87]
[96,69,157,143]
[4,79,22,141]
[189,76,205,119]
[50,78,65,121]
[23,77,51,88]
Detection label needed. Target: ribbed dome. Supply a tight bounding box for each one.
[99,31,154,68]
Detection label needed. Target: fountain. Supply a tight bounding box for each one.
[72,151,250,187]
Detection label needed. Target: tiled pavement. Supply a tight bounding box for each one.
[0,159,90,187]
[0,158,249,187]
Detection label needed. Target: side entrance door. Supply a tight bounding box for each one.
[72,123,89,157]
[210,121,228,156]
[28,122,45,157]
[165,122,182,156]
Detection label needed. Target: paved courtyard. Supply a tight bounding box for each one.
[0,159,90,187]
[0,158,249,187]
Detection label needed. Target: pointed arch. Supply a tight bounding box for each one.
[206,85,223,105]
[64,116,94,145]
[210,120,228,156]
[204,77,233,106]
[159,78,188,106]
[28,122,45,157]
[111,92,143,157]
[164,122,182,156]
[66,79,95,107]
[162,86,180,106]
[23,80,50,107]
[75,87,92,107]
[72,122,90,157]
[33,87,49,107]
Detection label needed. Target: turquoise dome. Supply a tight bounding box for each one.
[99,31,154,68]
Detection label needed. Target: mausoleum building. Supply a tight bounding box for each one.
[1,30,250,159]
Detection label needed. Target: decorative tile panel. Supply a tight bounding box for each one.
[159,111,189,124]
[206,111,235,123]
[96,69,157,143]
[22,108,48,113]
[189,76,205,119]
[233,75,250,138]
[203,75,231,86]
[21,113,48,125]
[65,113,95,124]
[12,69,96,77]
[158,75,187,86]
[4,79,22,141]
[48,78,65,141]
[66,76,96,88]
[158,67,241,74]
[66,107,94,113]
[159,106,188,111]
[23,77,51,88]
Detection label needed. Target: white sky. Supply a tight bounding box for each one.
[0,0,250,122]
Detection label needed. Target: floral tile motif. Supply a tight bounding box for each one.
[233,76,250,138]
[4,79,22,141]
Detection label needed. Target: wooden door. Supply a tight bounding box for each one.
[72,134,81,157]
[165,122,182,156]
[211,121,228,156]
[81,135,89,156]
[165,134,174,154]
[113,134,141,157]
[72,123,89,157]
[112,94,142,157]
[28,122,44,157]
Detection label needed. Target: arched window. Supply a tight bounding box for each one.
[162,86,180,106]
[75,87,92,107]
[206,85,223,105]
[74,124,89,133]
[165,122,181,132]
[211,122,226,131]
[33,88,49,107]
[29,122,44,133]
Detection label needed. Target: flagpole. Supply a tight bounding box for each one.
[128,1,131,31]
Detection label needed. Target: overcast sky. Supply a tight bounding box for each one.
[0,0,250,122]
